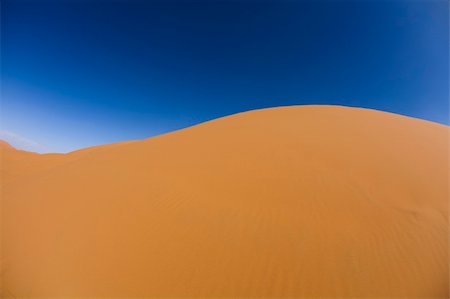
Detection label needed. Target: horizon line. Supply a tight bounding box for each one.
[1,104,448,155]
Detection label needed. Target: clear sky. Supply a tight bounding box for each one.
[1,0,448,153]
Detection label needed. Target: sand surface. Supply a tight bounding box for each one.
[1,105,448,298]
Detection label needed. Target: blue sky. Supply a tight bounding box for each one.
[1,0,448,153]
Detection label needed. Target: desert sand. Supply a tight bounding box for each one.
[1,105,448,298]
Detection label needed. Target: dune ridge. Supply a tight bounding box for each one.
[1,105,448,298]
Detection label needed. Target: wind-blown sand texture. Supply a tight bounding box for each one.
[1,105,448,298]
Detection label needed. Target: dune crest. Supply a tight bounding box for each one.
[1,105,448,298]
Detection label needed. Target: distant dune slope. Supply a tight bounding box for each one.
[1,105,448,298]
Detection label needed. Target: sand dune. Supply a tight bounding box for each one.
[1,105,448,298]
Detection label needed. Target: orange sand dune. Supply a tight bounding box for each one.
[1,105,448,298]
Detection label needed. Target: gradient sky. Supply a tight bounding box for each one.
[1,0,448,153]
